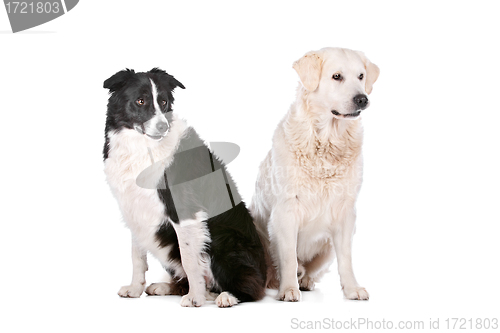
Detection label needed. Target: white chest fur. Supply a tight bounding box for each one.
[104,119,187,249]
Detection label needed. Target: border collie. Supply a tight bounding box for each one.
[103,68,266,307]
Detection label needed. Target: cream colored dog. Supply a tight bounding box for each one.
[250,47,379,301]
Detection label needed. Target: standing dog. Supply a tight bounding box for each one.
[250,48,379,301]
[103,68,266,307]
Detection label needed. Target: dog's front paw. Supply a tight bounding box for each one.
[343,286,369,300]
[180,293,206,307]
[278,287,301,302]
[145,283,171,296]
[118,284,144,298]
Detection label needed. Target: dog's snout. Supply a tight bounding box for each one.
[353,94,369,109]
[156,121,169,133]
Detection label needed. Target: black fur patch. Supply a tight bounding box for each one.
[207,202,267,302]
[155,220,182,264]
[103,68,185,160]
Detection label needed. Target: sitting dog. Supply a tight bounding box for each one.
[250,48,379,301]
[103,68,266,307]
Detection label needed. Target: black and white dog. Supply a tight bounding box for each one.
[103,68,266,307]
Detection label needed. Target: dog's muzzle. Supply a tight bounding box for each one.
[134,120,169,141]
[331,94,369,120]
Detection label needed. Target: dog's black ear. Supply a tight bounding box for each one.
[171,77,186,90]
[103,69,136,92]
[149,67,186,90]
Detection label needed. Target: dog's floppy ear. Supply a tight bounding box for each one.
[293,51,323,92]
[103,69,136,92]
[355,51,380,95]
[149,68,186,90]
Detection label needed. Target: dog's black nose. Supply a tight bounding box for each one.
[156,122,169,133]
[353,94,369,109]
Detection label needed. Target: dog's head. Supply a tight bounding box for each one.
[103,68,185,141]
[293,47,379,121]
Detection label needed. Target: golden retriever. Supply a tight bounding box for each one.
[250,47,379,301]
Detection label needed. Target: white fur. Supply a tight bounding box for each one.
[250,47,379,301]
[173,212,211,307]
[149,79,169,127]
[134,79,169,140]
[150,79,161,114]
[117,242,148,297]
[145,282,172,296]
[215,292,239,308]
[105,116,192,298]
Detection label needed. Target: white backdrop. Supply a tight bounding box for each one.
[1,1,499,332]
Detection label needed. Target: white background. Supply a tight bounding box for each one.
[1,1,499,332]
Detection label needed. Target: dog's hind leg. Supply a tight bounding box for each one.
[214,291,239,308]
[145,277,189,296]
[299,242,335,291]
[118,240,148,298]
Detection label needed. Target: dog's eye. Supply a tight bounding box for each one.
[358,74,364,80]
[332,73,342,81]
[162,100,167,106]
[136,98,145,106]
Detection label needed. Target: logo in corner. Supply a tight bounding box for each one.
[4,0,79,33]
